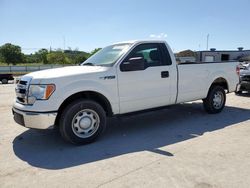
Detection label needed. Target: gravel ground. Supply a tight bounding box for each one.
[0,84,250,188]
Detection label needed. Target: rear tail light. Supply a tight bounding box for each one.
[236,65,240,76]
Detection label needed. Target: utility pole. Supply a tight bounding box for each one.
[63,36,66,51]
[206,34,209,50]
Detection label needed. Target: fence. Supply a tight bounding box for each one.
[0,65,72,74]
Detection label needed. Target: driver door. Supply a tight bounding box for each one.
[117,43,173,114]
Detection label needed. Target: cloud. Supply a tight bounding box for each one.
[149,33,167,39]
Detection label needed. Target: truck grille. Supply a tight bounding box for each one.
[15,77,32,104]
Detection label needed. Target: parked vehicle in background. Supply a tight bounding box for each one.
[13,40,240,145]
[236,62,250,94]
[0,74,14,84]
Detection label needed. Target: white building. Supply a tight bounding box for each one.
[196,48,250,63]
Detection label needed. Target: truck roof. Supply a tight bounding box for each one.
[113,40,166,45]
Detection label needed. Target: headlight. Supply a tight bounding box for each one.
[28,84,55,104]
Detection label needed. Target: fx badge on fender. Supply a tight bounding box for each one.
[99,75,116,80]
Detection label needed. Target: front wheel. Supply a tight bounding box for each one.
[59,100,106,145]
[203,86,226,114]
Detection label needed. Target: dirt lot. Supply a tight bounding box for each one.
[0,84,250,188]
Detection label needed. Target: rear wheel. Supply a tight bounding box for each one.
[1,78,8,84]
[59,99,106,145]
[203,86,226,114]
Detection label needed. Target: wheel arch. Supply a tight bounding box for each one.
[55,91,113,126]
[209,77,229,93]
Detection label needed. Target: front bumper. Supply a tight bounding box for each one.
[12,107,57,129]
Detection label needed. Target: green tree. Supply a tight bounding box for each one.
[25,54,40,64]
[0,43,25,65]
[64,48,89,64]
[89,48,102,57]
[35,49,49,64]
[75,53,87,64]
[0,52,4,64]
[175,50,195,57]
[47,51,71,64]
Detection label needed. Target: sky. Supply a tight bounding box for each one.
[1,0,250,54]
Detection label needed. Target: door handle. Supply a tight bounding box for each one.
[161,71,169,78]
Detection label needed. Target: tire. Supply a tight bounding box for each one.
[59,99,106,145]
[203,86,226,114]
[1,78,8,84]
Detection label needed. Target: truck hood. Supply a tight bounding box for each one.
[24,66,109,80]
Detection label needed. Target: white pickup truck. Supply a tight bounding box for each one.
[13,40,239,144]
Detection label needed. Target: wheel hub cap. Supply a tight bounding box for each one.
[213,92,224,109]
[71,109,100,138]
[79,117,92,129]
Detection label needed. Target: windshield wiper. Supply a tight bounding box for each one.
[82,62,95,66]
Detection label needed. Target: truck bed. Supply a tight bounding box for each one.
[176,61,239,103]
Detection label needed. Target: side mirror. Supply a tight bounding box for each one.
[120,57,145,72]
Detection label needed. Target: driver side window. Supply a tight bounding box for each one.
[125,43,163,68]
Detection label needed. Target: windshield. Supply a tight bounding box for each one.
[81,43,131,67]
